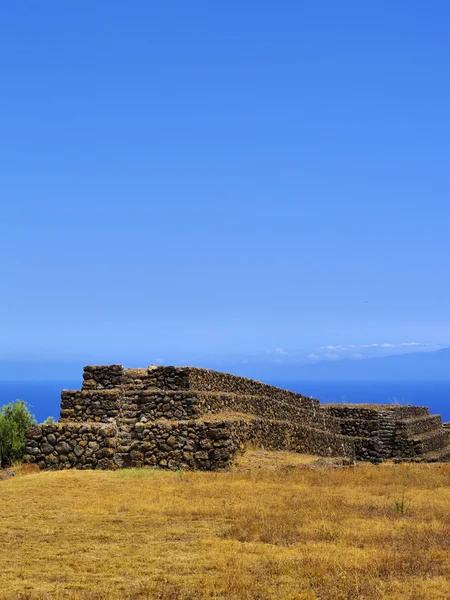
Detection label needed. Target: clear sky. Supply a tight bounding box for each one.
[1,1,449,373]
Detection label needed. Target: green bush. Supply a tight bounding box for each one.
[0,400,36,468]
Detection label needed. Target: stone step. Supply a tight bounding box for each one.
[197,392,341,433]
[113,389,340,431]
[396,414,443,437]
[412,429,450,454]
[408,446,450,463]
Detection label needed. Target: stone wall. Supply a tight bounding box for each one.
[82,365,319,408]
[26,416,356,472]
[24,364,450,471]
[60,389,121,422]
[82,365,124,390]
[24,423,118,470]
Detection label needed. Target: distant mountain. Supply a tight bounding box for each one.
[247,347,450,381]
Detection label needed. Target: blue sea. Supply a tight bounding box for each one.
[0,379,449,423]
[0,381,81,424]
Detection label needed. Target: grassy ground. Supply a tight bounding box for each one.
[0,455,449,600]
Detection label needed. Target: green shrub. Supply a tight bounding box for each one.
[0,400,36,468]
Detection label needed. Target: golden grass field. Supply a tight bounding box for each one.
[1,453,449,600]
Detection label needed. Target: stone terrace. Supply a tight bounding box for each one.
[24,365,450,470]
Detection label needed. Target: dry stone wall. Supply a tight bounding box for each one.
[60,389,121,422]
[118,419,245,471]
[24,364,450,471]
[25,423,118,470]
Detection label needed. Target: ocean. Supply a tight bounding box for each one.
[0,381,81,424]
[0,379,449,423]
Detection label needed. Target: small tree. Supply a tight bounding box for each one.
[0,400,36,468]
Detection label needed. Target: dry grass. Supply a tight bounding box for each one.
[233,449,322,471]
[0,457,449,600]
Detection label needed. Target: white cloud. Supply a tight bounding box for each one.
[359,344,385,348]
[309,341,436,362]
[322,342,423,352]
[266,348,288,355]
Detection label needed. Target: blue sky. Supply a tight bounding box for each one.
[1,1,449,373]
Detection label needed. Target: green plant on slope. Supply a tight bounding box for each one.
[0,400,36,468]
